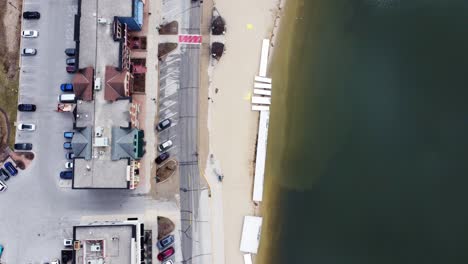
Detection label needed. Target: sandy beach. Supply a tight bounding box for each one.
[199,0,281,263]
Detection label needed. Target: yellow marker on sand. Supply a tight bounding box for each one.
[244,92,252,100]
[247,24,253,30]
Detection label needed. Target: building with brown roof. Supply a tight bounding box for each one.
[105,66,134,101]
[72,67,94,101]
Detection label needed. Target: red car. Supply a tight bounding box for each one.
[157,247,175,261]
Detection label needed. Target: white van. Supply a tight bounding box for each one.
[58,93,76,103]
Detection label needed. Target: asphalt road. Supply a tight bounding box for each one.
[177,1,203,263]
[0,1,153,262]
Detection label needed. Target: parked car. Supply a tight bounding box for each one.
[4,162,18,176]
[162,260,174,264]
[14,143,33,151]
[0,168,10,182]
[64,132,74,139]
[0,180,7,192]
[66,65,76,73]
[65,152,75,160]
[63,142,72,149]
[0,244,3,257]
[156,118,172,131]
[66,58,76,65]
[157,247,175,261]
[65,162,73,169]
[21,30,39,38]
[60,83,74,92]
[64,48,76,56]
[60,171,73,180]
[0,168,10,181]
[158,140,173,152]
[156,235,175,250]
[18,104,36,112]
[58,94,76,103]
[155,152,170,164]
[50,259,60,264]
[23,11,40,19]
[17,123,36,131]
[22,48,37,56]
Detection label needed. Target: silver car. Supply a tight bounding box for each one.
[158,140,173,152]
[17,123,36,131]
[21,30,39,38]
[21,48,37,56]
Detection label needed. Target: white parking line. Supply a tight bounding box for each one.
[159,101,177,112]
[161,111,178,121]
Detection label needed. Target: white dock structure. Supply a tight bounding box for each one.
[242,39,271,258]
[254,82,272,89]
[255,76,272,84]
[253,89,271,96]
[251,105,270,111]
[244,254,253,264]
[251,96,271,105]
[253,111,269,202]
[240,216,263,254]
[258,39,270,77]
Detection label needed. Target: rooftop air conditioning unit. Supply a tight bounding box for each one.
[95,126,103,137]
[94,77,101,91]
[98,18,107,24]
[91,243,101,252]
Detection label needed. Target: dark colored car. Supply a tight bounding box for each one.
[60,83,74,92]
[65,152,75,160]
[4,162,18,176]
[23,11,40,19]
[63,142,72,149]
[156,235,175,250]
[155,152,170,164]
[66,65,76,73]
[0,168,10,181]
[60,171,73,180]
[18,104,36,112]
[66,58,76,65]
[64,132,74,139]
[65,48,76,56]
[14,143,33,151]
[156,118,172,131]
[157,247,175,261]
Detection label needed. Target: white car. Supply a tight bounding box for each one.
[50,259,60,264]
[17,123,36,131]
[65,162,73,169]
[158,140,173,152]
[21,30,38,38]
[21,48,37,56]
[0,180,7,192]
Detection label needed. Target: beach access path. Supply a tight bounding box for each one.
[203,0,280,263]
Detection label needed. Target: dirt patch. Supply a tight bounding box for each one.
[0,108,10,146]
[9,151,34,170]
[158,43,178,61]
[156,159,177,183]
[157,216,175,239]
[0,0,22,148]
[159,21,178,35]
[211,42,225,60]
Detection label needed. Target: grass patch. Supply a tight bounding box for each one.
[0,0,20,148]
[0,65,19,148]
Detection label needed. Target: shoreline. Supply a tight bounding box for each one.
[199,0,286,263]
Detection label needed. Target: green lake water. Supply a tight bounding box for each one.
[258,0,468,263]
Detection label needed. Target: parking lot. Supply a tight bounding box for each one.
[0,0,158,262]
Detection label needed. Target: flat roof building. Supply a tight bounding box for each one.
[68,0,145,189]
[73,219,144,264]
